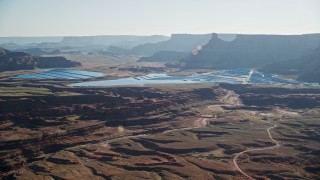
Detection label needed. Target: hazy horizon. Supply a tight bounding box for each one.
[1,0,320,37]
[2,32,320,38]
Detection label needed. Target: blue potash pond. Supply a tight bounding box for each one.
[14,69,105,80]
[69,69,318,87]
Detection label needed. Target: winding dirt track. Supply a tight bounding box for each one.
[104,92,280,180]
[106,118,209,143]
[233,123,280,179]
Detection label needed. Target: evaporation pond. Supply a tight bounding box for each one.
[69,70,318,87]
[70,73,242,87]
[14,69,105,80]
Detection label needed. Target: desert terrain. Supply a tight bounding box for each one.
[1,0,320,179]
[0,58,319,180]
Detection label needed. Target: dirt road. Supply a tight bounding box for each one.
[233,123,280,179]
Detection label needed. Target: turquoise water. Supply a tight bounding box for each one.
[70,73,241,87]
[215,69,316,86]
[15,69,317,87]
[15,69,105,80]
[70,70,318,87]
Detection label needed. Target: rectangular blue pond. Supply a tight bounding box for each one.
[69,73,242,87]
[14,69,105,80]
[69,70,319,87]
[217,69,317,86]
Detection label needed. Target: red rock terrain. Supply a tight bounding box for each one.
[0,48,81,71]
[0,76,319,179]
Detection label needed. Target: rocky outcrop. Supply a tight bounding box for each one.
[17,48,62,55]
[0,48,37,71]
[0,48,10,56]
[182,33,320,69]
[262,46,320,83]
[138,51,189,62]
[0,48,81,71]
[107,46,130,55]
[60,35,169,48]
[36,56,81,68]
[129,34,212,56]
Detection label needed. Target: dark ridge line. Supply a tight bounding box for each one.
[110,164,190,179]
[84,165,112,180]
[185,159,237,175]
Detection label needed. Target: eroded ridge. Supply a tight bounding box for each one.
[1,82,320,179]
[233,123,280,179]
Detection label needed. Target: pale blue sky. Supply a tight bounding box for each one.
[0,0,319,36]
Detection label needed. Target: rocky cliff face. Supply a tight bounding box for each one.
[60,35,169,48]
[138,51,189,62]
[0,48,10,56]
[129,34,212,56]
[37,57,81,68]
[0,48,81,71]
[0,48,37,71]
[263,46,320,83]
[182,33,320,69]
[17,48,62,55]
